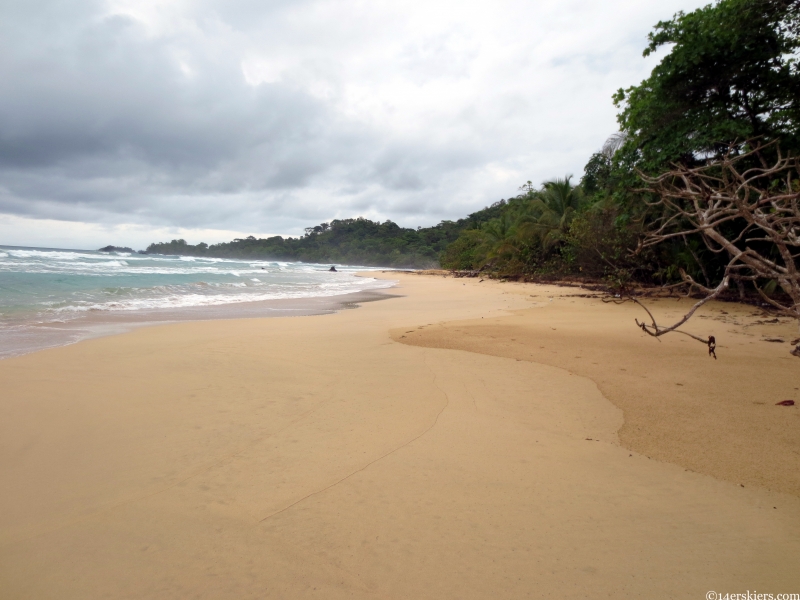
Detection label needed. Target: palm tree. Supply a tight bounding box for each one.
[479,212,523,265]
[520,175,584,249]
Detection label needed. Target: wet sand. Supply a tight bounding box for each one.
[1,272,798,598]
[0,287,394,360]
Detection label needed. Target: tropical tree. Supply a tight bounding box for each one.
[614,0,800,171]
[480,212,524,264]
[521,176,585,249]
[580,0,800,293]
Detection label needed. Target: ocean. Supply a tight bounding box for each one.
[0,245,396,359]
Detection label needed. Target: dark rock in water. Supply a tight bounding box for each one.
[99,245,134,253]
[776,400,795,406]
[329,266,337,272]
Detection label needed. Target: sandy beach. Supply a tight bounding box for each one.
[1,272,799,599]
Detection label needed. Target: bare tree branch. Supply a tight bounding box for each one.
[628,140,800,357]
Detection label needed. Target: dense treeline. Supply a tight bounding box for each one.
[147,0,799,294]
[440,0,800,293]
[145,202,507,268]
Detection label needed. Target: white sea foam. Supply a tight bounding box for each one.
[51,277,393,313]
[0,245,396,359]
[0,260,274,276]
[8,249,126,261]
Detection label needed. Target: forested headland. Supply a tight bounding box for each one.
[147,0,800,303]
[144,203,507,268]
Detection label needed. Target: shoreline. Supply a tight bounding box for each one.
[0,285,398,361]
[0,244,398,360]
[1,272,798,598]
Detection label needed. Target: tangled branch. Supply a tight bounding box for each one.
[603,293,720,358]
[629,140,800,356]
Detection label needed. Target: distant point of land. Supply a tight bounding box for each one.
[99,245,135,253]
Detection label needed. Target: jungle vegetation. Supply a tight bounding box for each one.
[145,203,506,268]
[440,0,800,293]
[148,0,800,298]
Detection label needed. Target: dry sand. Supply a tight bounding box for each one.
[394,275,800,497]
[1,272,799,599]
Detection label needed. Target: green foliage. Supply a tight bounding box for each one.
[581,153,612,195]
[146,202,511,268]
[147,0,799,285]
[614,0,800,170]
[561,198,663,291]
[439,230,487,270]
[520,176,585,250]
[439,176,591,274]
[570,0,800,292]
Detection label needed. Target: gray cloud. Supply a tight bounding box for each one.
[0,0,708,248]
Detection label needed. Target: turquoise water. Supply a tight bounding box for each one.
[0,245,394,358]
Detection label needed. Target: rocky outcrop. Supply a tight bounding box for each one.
[99,245,135,253]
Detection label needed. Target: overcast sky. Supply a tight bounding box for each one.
[0,0,707,250]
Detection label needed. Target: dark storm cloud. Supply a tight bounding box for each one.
[0,1,380,225]
[0,0,709,246]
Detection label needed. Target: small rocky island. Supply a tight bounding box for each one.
[99,245,135,253]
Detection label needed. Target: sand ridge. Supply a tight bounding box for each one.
[392,275,800,497]
[1,272,799,598]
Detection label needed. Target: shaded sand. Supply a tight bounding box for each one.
[393,275,800,497]
[1,273,799,599]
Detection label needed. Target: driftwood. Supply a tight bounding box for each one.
[450,270,483,278]
[604,294,718,358]
[624,140,800,357]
